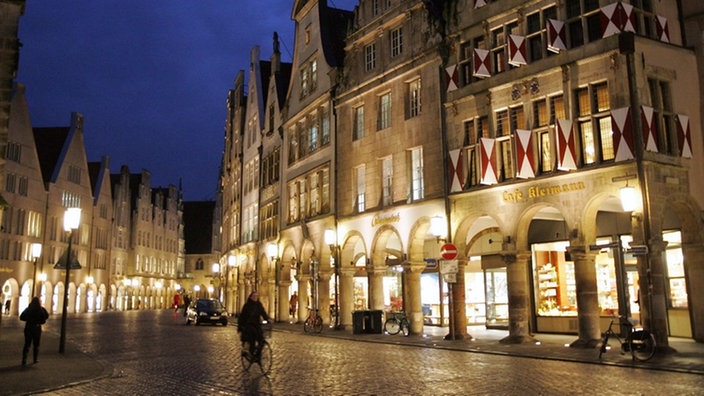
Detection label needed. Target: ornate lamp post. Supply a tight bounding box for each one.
[324,228,341,330]
[227,255,237,312]
[59,207,81,354]
[267,243,280,322]
[30,243,42,298]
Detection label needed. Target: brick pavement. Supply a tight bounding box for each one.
[1,314,702,395]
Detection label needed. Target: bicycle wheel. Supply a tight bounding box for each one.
[598,334,610,360]
[304,317,312,333]
[384,318,400,335]
[257,341,272,374]
[630,330,656,362]
[240,342,253,371]
[313,316,323,333]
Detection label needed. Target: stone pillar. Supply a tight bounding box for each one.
[683,243,704,342]
[278,280,291,323]
[569,247,601,348]
[403,261,426,334]
[318,271,332,325]
[368,264,385,311]
[296,274,311,322]
[448,260,469,340]
[501,252,538,344]
[339,265,356,329]
[642,239,672,349]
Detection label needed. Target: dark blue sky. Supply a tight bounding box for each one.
[17,0,357,201]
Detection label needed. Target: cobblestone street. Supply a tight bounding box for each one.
[1,311,694,395]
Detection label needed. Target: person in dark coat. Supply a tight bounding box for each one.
[20,297,49,366]
[237,291,270,357]
[182,294,191,317]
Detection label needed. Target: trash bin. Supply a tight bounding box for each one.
[352,311,365,334]
[367,310,383,334]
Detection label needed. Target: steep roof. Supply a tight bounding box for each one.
[183,200,215,254]
[320,2,353,68]
[275,62,293,111]
[32,127,69,187]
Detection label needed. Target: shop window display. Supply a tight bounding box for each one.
[533,242,577,316]
[664,230,687,308]
[353,278,368,311]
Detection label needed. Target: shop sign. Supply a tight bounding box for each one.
[371,212,400,227]
[502,181,586,203]
[626,245,648,255]
[424,258,437,269]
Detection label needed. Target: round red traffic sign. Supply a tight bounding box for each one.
[440,243,458,260]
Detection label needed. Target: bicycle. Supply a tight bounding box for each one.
[384,311,410,336]
[598,315,656,362]
[303,309,323,333]
[240,321,273,374]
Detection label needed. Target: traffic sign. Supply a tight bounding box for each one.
[440,243,458,260]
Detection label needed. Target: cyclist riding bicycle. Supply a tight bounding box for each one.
[237,291,270,359]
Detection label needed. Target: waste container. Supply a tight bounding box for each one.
[367,310,383,334]
[352,311,365,334]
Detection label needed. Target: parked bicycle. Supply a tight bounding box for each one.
[384,311,410,336]
[598,315,656,362]
[304,308,323,333]
[241,321,273,374]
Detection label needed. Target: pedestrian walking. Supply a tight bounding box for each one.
[4,299,10,315]
[182,294,191,317]
[289,291,298,320]
[19,297,49,366]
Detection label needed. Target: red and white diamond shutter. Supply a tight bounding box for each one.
[445,64,459,92]
[601,2,636,38]
[473,48,491,78]
[641,105,659,153]
[515,129,535,179]
[656,15,670,43]
[556,119,577,171]
[547,19,566,53]
[508,35,527,67]
[479,138,498,185]
[611,107,634,162]
[448,148,466,192]
[676,114,693,158]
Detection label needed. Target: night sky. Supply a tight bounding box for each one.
[17,0,358,201]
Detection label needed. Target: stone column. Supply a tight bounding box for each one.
[318,271,332,325]
[403,261,426,335]
[683,243,704,342]
[278,280,291,322]
[339,265,356,329]
[569,247,601,348]
[448,260,469,340]
[368,264,385,311]
[501,252,538,344]
[296,274,311,322]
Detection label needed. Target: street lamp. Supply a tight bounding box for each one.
[267,243,279,323]
[59,207,81,354]
[226,255,237,312]
[324,228,341,330]
[30,243,42,298]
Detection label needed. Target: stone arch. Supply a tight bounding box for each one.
[340,230,368,269]
[2,278,20,316]
[370,224,403,267]
[407,216,431,264]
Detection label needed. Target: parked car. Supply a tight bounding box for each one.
[186,298,229,326]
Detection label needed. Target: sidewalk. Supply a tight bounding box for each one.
[276,322,704,375]
[0,316,111,396]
